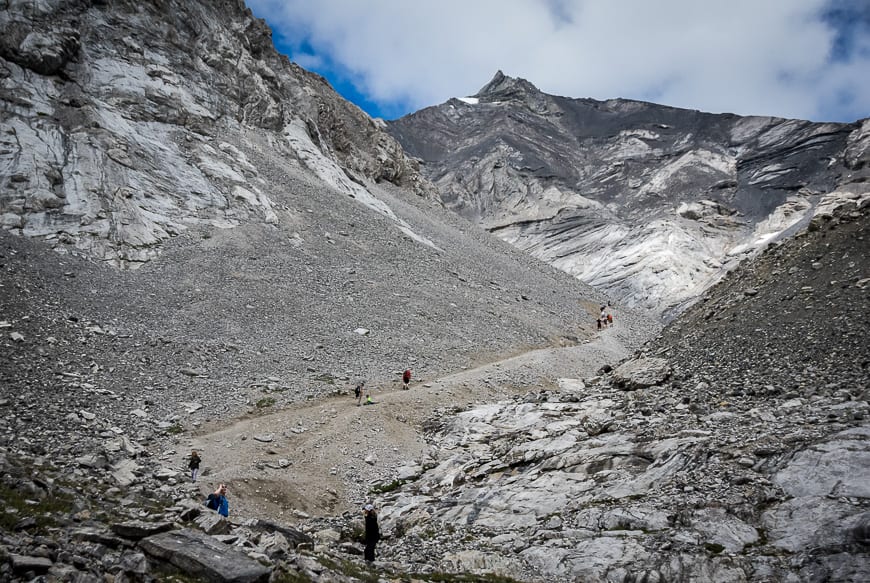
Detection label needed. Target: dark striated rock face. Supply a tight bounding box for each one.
[389,71,870,317]
[0,0,436,267]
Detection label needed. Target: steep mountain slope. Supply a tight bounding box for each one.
[389,71,870,317]
[0,3,663,579]
[0,0,651,450]
[0,0,434,267]
[354,193,870,583]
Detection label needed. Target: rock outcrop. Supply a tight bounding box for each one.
[0,0,436,268]
[388,71,870,317]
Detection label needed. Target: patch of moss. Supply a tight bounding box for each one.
[166,423,184,435]
[311,373,335,385]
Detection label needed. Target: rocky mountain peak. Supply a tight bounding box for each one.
[388,76,870,318]
[474,70,542,100]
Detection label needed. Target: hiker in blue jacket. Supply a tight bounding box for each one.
[205,483,229,517]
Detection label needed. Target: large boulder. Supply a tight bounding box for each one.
[612,358,670,390]
[139,529,270,583]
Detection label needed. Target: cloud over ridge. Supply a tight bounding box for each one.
[249,0,870,122]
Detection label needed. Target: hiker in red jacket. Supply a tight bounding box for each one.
[402,369,411,390]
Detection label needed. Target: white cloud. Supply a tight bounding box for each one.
[248,0,870,122]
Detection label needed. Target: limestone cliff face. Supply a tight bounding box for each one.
[0,0,435,267]
[389,71,870,317]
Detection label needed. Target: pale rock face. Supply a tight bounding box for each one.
[377,374,869,581]
[0,0,437,267]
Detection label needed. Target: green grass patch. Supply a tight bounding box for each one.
[311,373,336,385]
[165,423,184,435]
[256,397,276,408]
[271,566,314,583]
[0,482,76,532]
[315,555,379,583]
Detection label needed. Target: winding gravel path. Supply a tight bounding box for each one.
[177,325,647,521]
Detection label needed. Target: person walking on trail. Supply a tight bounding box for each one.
[188,450,201,482]
[354,380,365,406]
[363,503,380,562]
[205,483,229,517]
[596,317,602,331]
[607,312,613,326]
[402,369,412,390]
[600,306,608,328]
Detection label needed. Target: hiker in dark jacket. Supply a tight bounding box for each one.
[363,503,380,561]
[188,450,201,482]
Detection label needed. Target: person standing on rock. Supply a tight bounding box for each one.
[402,369,412,390]
[205,483,229,517]
[363,503,380,562]
[188,450,201,482]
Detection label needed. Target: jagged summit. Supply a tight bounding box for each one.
[388,73,870,317]
[474,70,542,99]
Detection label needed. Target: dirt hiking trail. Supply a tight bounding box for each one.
[175,330,634,522]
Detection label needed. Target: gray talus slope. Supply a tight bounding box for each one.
[354,195,869,583]
[388,71,870,317]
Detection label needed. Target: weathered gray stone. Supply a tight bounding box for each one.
[10,554,53,573]
[139,529,270,583]
[111,520,174,540]
[249,519,312,548]
[612,358,670,390]
[112,459,140,486]
[195,511,230,535]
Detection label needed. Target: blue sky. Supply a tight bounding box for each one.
[248,0,870,123]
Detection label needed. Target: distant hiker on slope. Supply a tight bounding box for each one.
[402,369,412,390]
[354,380,365,406]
